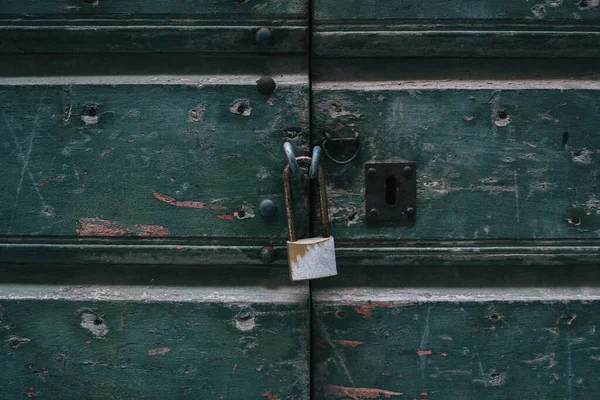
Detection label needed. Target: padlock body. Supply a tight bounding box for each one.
[287,236,337,281]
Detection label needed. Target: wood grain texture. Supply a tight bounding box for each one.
[0,24,307,53]
[0,73,308,240]
[1,0,307,18]
[312,265,600,399]
[312,66,600,241]
[312,0,600,57]
[0,265,309,399]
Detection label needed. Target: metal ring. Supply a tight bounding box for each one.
[309,146,322,179]
[283,142,300,176]
[321,132,360,165]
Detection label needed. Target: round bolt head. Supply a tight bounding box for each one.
[255,27,273,44]
[405,207,416,217]
[367,168,377,179]
[404,165,413,177]
[369,208,379,218]
[256,77,277,95]
[258,246,276,264]
[259,199,277,217]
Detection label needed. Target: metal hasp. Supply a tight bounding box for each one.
[365,161,417,223]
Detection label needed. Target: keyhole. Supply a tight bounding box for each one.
[385,176,397,205]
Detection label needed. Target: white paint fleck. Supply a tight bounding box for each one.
[79,311,109,337]
[572,148,593,164]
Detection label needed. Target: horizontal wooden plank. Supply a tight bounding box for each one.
[312,265,600,399]
[0,265,309,399]
[313,0,600,57]
[0,24,307,53]
[1,239,600,266]
[1,0,306,18]
[312,74,600,241]
[314,0,600,22]
[0,74,309,240]
[313,27,600,57]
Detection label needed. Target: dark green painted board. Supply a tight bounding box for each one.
[312,80,600,240]
[312,265,600,400]
[314,0,600,21]
[0,74,308,239]
[0,25,307,54]
[0,265,309,399]
[312,0,600,57]
[1,0,306,18]
[313,29,600,58]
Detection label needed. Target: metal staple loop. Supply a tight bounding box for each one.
[283,156,330,242]
[321,132,360,165]
[309,146,322,180]
[283,142,300,176]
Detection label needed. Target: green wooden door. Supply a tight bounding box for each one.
[310,2,600,399]
[0,1,312,397]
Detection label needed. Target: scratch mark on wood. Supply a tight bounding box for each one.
[76,217,169,237]
[148,347,171,356]
[152,190,227,210]
[325,384,403,399]
[217,214,236,221]
[331,340,366,348]
[354,302,395,318]
[315,315,356,386]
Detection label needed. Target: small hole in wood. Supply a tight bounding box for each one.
[237,210,246,218]
[489,314,501,322]
[570,216,581,225]
[336,311,346,319]
[237,104,247,114]
[498,111,508,119]
[93,319,103,325]
[580,0,588,7]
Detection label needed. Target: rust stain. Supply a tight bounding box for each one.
[217,214,236,221]
[325,384,403,399]
[441,352,448,357]
[76,217,168,237]
[148,347,171,356]
[416,349,432,356]
[152,190,227,210]
[331,340,366,348]
[354,302,394,318]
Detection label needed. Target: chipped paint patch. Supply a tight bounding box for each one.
[76,217,168,237]
[579,0,600,10]
[416,349,432,356]
[531,4,547,18]
[229,99,252,116]
[325,384,403,399]
[572,148,593,164]
[331,340,365,347]
[188,104,206,122]
[354,302,395,318]
[218,214,236,221]
[148,347,171,356]
[79,310,109,337]
[235,309,256,331]
[7,337,31,348]
[235,204,255,220]
[152,191,227,210]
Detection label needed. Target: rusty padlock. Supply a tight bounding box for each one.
[283,148,337,281]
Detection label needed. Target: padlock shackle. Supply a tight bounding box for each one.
[283,158,331,242]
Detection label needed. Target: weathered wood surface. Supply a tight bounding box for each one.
[0,265,309,399]
[312,0,600,57]
[312,60,600,242]
[0,72,308,241]
[0,24,307,54]
[0,0,308,53]
[312,265,600,399]
[1,0,307,17]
